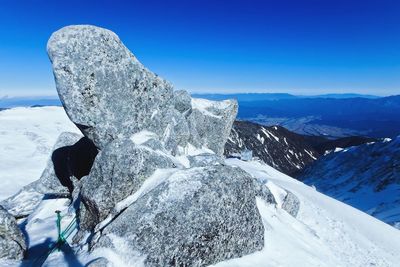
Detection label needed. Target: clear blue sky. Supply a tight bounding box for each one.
[0,0,399,97]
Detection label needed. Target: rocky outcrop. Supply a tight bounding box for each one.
[0,206,26,260]
[40,25,283,266]
[47,25,237,155]
[93,165,264,267]
[80,139,179,230]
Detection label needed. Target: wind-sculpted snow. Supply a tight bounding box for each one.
[298,137,400,227]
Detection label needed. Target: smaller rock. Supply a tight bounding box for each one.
[173,90,192,113]
[188,98,238,155]
[187,153,224,167]
[0,206,26,260]
[282,190,300,217]
[254,180,277,205]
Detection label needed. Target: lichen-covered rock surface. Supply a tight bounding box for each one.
[93,165,264,267]
[0,206,26,260]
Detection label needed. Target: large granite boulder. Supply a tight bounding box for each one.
[188,98,238,155]
[92,165,264,267]
[47,25,237,155]
[47,25,183,150]
[80,139,180,231]
[0,206,26,260]
[0,132,97,218]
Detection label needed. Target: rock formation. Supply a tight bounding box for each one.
[47,25,237,155]
[0,24,302,266]
[44,24,263,266]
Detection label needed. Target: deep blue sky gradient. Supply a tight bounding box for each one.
[0,0,399,96]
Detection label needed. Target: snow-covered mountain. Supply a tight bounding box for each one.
[225,120,375,176]
[297,138,400,228]
[1,106,400,266]
[225,121,319,175]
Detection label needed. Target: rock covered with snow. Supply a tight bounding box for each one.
[0,132,88,218]
[173,90,192,113]
[80,139,180,230]
[187,153,224,167]
[281,190,300,217]
[92,165,264,267]
[37,25,263,266]
[0,206,26,260]
[188,98,238,155]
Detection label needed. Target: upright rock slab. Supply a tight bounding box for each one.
[93,165,264,267]
[47,25,177,149]
[0,206,26,260]
[189,98,238,155]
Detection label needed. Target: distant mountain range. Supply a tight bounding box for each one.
[0,96,61,108]
[192,93,381,101]
[3,93,400,139]
[195,93,400,139]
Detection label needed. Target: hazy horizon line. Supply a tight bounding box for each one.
[1,90,397,99]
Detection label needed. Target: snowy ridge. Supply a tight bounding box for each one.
[225,121,319,175]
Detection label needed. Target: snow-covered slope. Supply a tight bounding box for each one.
[297,138,400,228]
[0,107,80,200]
[216,159,400,267]
[1,107,399,266]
